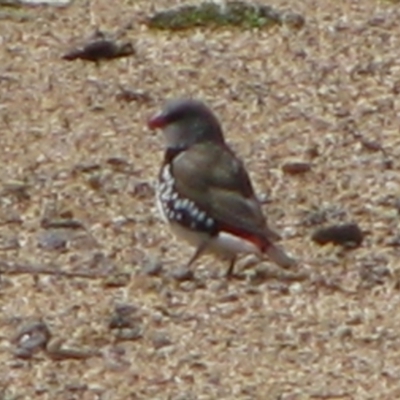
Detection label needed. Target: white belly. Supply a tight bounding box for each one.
[170,222,261,259]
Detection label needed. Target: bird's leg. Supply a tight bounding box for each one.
[225,256,237,279]
[185,241,209,268]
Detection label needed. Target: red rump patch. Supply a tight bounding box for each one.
[218,222,270,252]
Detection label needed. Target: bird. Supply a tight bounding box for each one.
[62,31,134,62]
[148,98,295,277]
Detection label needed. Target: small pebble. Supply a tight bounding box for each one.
[116,88,152,104]
[282,161,312,175]
[106,157,130,167]
[311,223,363,247]
[62,32,134,62]
[359,263,390,287]
[141,257,163,276]
[108,304,140,330]
[73,162,101,174]
[171,266,195,282]
[18,0,72,4]
[102,273,131,288]
[368,14,386,27]
[37,230,68,251]
[281,12,306,29]
[2,180,30,201]
[115,327,143,341]
[65,383,88,392]
[86,174,104,191]
[109,304,143,340]
[130,181,155,199]
[151,331,172,349]
[41,218,84,230]
[289,282,303,295]
[46,338,97,360]
[335,325,353,340]
[0,235,20,250]
[12,320,51,358]
[218,292,240,303]
[346,313,363,326]
[179,281,197,292]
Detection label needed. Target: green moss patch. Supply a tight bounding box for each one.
[147,1,283,30]
[0,8,32,21]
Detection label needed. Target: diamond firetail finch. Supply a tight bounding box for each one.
[148,98,295,276]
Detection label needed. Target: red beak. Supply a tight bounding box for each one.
[148,112,167,129]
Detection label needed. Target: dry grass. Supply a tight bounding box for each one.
[1,0,400,399]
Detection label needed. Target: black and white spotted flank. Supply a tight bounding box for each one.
[157,164,218,235]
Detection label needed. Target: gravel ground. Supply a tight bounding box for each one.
[1,0,400,399]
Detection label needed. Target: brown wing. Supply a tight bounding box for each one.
[171,142,280,244]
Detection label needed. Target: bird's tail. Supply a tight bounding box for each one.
[265,243,296,269]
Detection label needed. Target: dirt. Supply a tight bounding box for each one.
[0,0,400,399]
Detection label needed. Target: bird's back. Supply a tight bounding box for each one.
[169,142,280,249]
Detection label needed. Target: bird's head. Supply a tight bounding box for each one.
[148,98,225,149]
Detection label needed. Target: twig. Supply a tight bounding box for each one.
[0,261,109,279]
